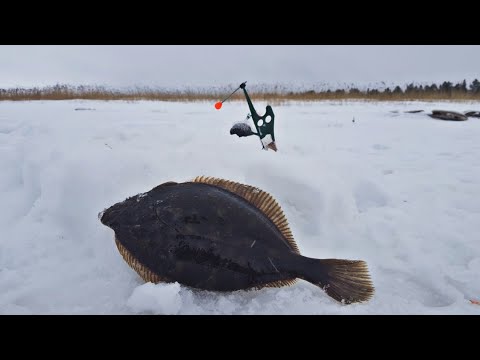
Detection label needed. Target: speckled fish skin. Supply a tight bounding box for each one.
[101,181,300,291]
[100,179,374,304]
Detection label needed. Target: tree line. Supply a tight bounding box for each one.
[1,80,479,101]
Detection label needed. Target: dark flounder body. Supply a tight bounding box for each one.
[100,177,374,304]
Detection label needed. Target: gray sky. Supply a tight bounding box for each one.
[0,45,479,88]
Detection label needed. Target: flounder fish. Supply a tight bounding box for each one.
[99,176,374,304]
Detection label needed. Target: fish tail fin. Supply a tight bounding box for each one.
[301,258,374,304]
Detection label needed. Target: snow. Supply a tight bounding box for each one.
[127,282,182,315]
[1,99,479,314]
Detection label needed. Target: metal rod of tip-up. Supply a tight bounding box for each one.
[215,82,247,110]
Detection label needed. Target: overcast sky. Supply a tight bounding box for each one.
[0,45,478,88]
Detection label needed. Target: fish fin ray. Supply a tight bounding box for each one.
[190,176,300,254]
[115,237,173,284]
[258,278,297,289]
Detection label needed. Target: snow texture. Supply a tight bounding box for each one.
[1,100,479,314]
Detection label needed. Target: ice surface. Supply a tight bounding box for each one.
[1,99,479,314]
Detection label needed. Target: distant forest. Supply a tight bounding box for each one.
[340,79,480,97]
[1,79,480,102]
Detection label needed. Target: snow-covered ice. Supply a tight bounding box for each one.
[1,99,479,314]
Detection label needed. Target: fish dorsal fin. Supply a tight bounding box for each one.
[190,176,300,254]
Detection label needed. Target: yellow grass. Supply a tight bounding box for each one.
[1,84,480,103]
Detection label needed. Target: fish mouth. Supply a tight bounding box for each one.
[98,209,108,225]
[98,206,116,227]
